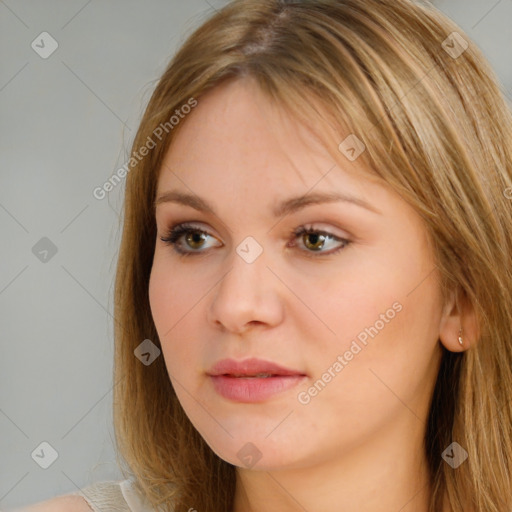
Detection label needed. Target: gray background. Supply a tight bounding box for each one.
[1,0,510,508]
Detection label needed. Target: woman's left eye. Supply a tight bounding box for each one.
[159,222,351,258]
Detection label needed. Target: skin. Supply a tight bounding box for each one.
[148,76,477,512]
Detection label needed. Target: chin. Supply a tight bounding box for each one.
[203,434,307,471]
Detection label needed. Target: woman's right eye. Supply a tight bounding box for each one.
[159,222,221,256]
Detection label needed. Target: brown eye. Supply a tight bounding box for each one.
[184,231,208,250]
[160,223,221,256]
[290,226,351,257]
[302,232,327,251]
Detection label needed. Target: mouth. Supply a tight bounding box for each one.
[207,357,306,378]
[207,358,307,402]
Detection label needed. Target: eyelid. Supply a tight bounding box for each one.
[157,217,351,240]
[161,222,222,245]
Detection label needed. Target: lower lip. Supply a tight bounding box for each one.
[209,375,306,402]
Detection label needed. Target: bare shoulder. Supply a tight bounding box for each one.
[14,494,93,512]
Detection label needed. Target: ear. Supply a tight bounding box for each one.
[438,285,480,352]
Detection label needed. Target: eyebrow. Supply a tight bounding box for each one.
[154,190,380,217]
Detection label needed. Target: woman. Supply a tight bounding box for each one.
[24,0,512,511]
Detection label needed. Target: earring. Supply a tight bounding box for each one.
[458,326,463,346]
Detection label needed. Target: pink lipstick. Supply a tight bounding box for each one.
[207,358,307,403]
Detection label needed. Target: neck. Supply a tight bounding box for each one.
[233,414,433,512]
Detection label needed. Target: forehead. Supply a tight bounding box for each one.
[156,77,381,202]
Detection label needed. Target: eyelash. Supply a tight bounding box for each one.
[159,222,351,259]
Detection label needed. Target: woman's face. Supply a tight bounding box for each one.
[149,77,446,470]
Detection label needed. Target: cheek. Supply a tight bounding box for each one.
[148,258,204,373]
[319,262,404,337]
[148,255,197,330]
[315,244,438,368]
[148,262,170,330]
[298,282,440,435]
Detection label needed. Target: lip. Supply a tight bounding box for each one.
[207,358,307,403]
[208,357,306,377]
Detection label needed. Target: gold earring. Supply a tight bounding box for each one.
[458,326,463,346]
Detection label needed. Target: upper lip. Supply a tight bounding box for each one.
[207,358,306,377]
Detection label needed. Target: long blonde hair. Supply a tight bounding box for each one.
[112,1,512,511]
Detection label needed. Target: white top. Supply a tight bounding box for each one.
[69,479,166,512]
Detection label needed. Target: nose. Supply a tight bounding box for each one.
[206,245,284,334]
